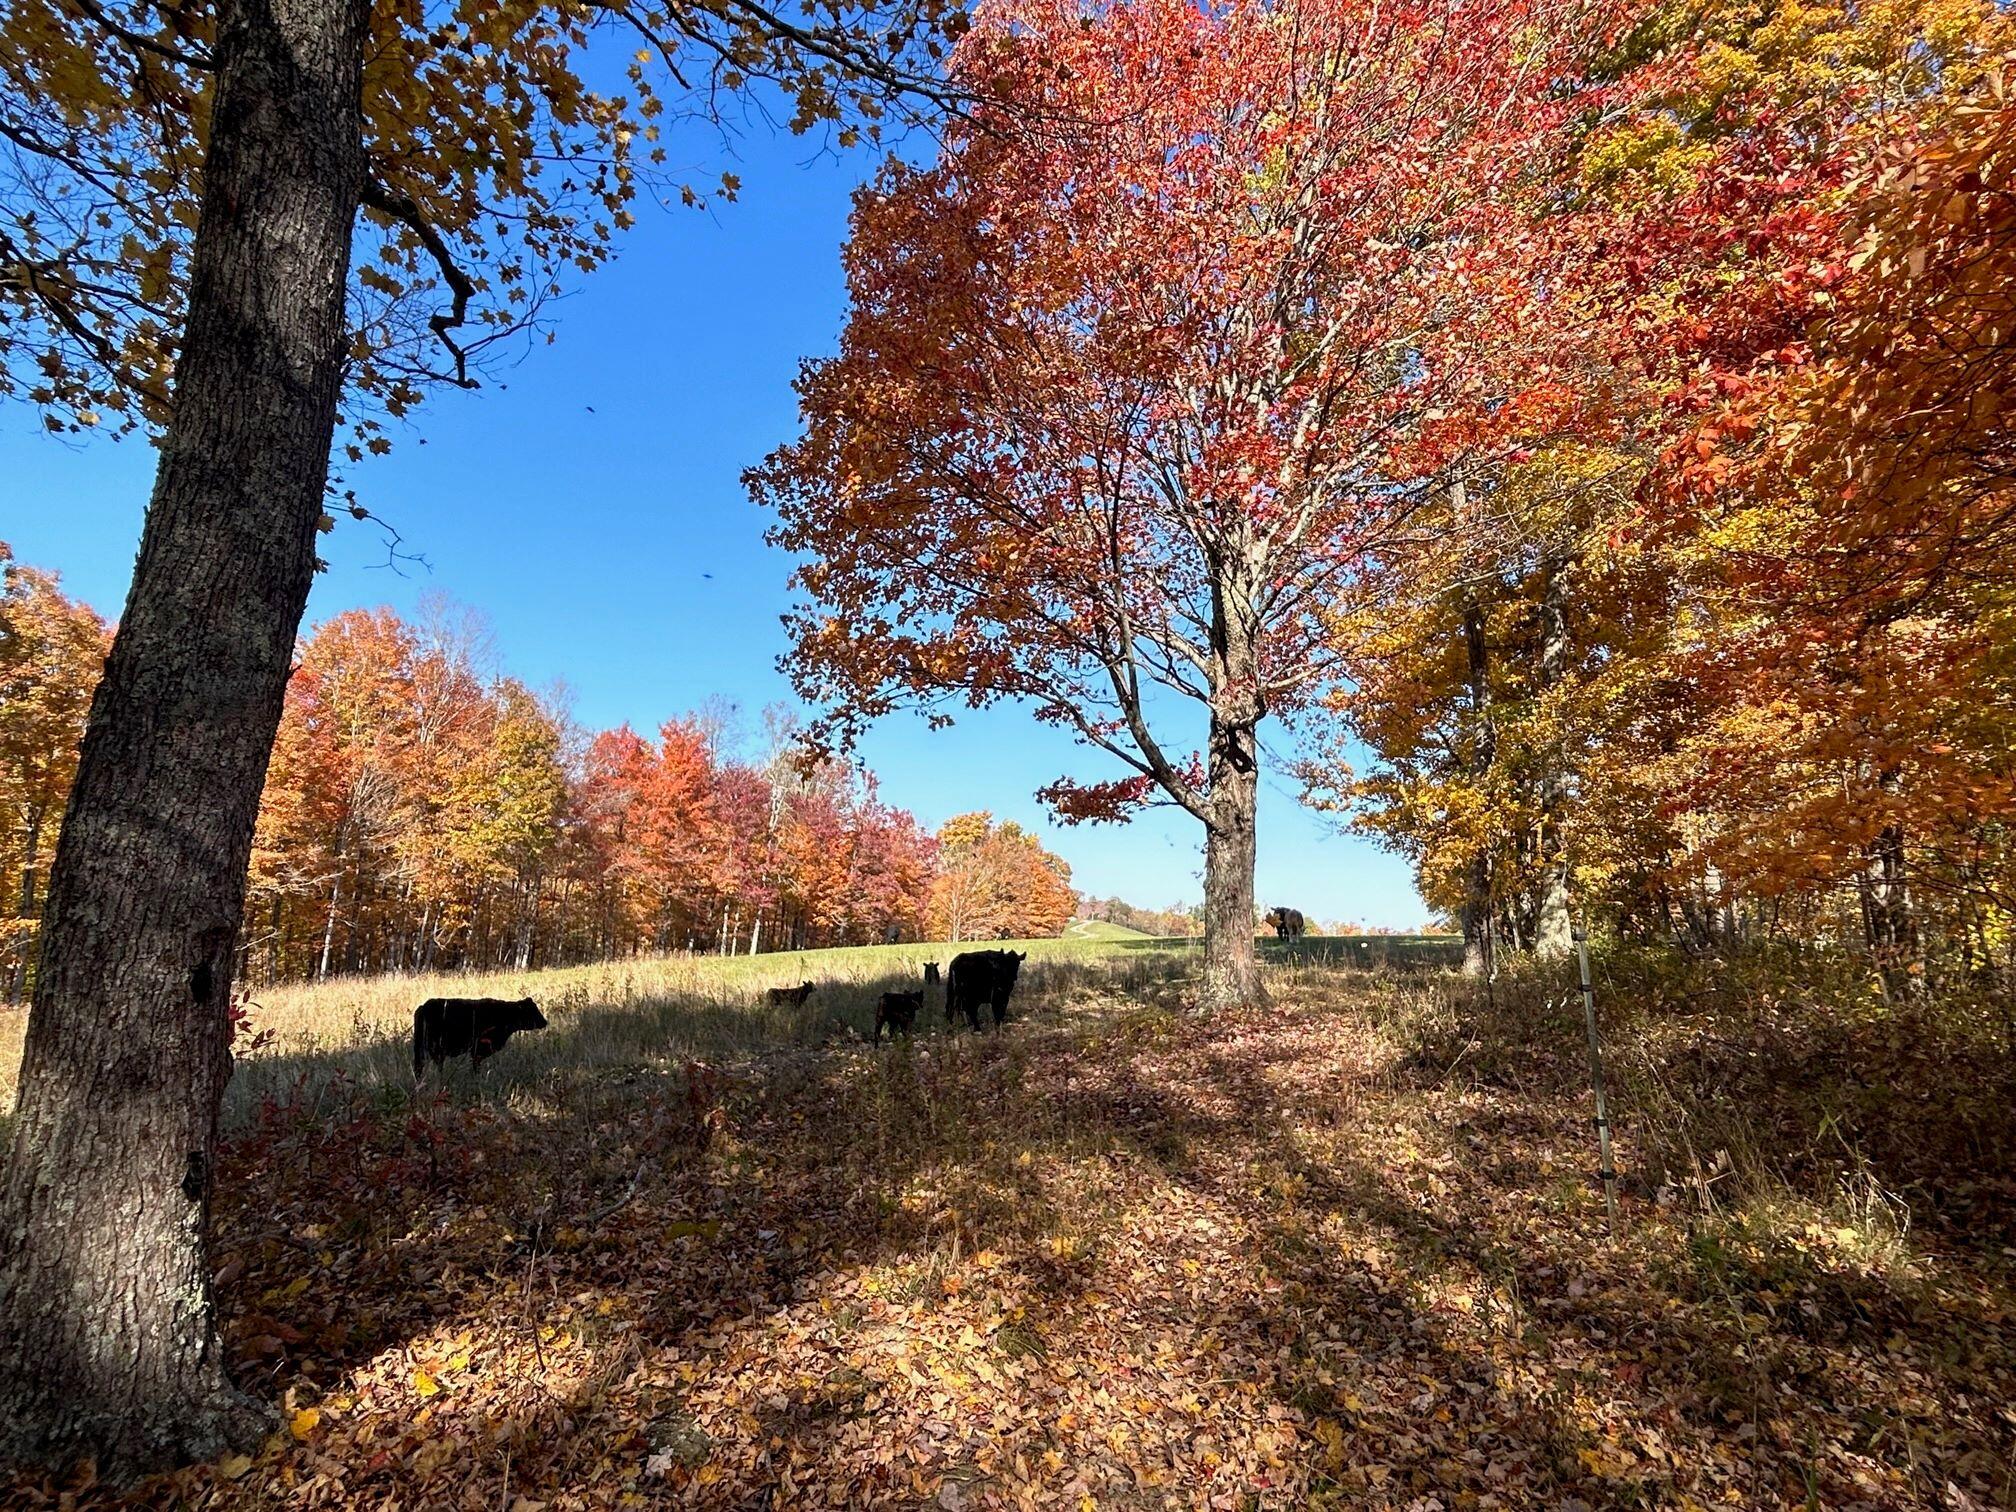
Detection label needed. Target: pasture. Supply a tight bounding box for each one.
[4,938,2013,1510]
[0,934,1455,1128]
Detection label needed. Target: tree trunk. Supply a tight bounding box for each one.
[1457,582,1496,979]
[1200,717,1261,1008]
[1860,799,1921,995]
[6,807,43,1004]
[1532,551,1575,959]
[0,0,370,1476]
[316,854,343,981]
[514,874,538,970]
[1198,552,1265,1010]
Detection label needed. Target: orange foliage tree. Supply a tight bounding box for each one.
[0,545,110,1002]
[753,0,1620,1005]
[1,570,952,983]
[237,605,945,979]
[1658,65,2016,968]
[1317,0,2016,977]
[926,812,1074,942]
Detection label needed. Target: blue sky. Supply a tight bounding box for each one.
[0,113,1427,929]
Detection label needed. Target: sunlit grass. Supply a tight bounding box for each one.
[0,936,1216,1126]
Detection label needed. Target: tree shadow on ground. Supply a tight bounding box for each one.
[15,957,2015,1510]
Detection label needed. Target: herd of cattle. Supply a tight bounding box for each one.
[768,947,1030,1043]
[412,908,1310,1075]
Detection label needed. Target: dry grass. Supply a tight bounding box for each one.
[0,936,1210,1126]
[7,946,2013,1510]
[2,935,1457,1128]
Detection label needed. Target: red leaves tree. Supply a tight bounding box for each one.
[753,0,1614,1004]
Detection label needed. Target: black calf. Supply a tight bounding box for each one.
[875,989,923,1042]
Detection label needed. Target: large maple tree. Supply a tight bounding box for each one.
[754,0,1613,1004]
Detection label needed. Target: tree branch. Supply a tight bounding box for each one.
[358,177,480,390]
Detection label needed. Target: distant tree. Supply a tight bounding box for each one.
[928,812,1075,941]
[1079,894,1202,938]
[0,547,109,1002]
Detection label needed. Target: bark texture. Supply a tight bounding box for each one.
[0,0,370,1476]
[1532,551,1575,959]
[1458,587,1496,979]
[1201,714,1262,1007]
[1199,568,1264,1010]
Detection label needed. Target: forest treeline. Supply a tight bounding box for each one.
[1309,4,2016,985]
[0,552,1080,991]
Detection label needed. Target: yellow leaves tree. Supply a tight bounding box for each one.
[926,812,1075,942]
[0,0,969,1477]
[0,0,969,441]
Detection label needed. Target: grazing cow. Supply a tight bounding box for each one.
[875,989,924,1042]
[1264,907,1307,941]
[923,962,942,985]
[946,949,1027,1030]
[412,997,548,1079]
[764,980,817,1007]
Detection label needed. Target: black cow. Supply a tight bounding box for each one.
[946,949,1026,1030]
[1264,906,1306,941]
[923,962,942,985]
[875,989,923,1042]
[764,980,817,1007]
[412,997,548,1079]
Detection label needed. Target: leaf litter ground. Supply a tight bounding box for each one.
[9,963,2014,1510]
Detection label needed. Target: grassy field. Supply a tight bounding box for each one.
[3,937,2015,1508]
[1,933,1457,1125]
[5,939,2012,1510]
[0,936,1175,1126]
[1060,918,1154,940]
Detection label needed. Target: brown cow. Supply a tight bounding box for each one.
[1264,907,1306,941]
[764,980,817,1007]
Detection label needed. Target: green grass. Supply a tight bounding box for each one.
[1062,918,1156,940]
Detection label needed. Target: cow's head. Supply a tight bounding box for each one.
[517,997,549,1030]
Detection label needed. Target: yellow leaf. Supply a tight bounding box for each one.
[289,1407,321,1440]
[216,1453,254,1480]
[413,1368,440,1397]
